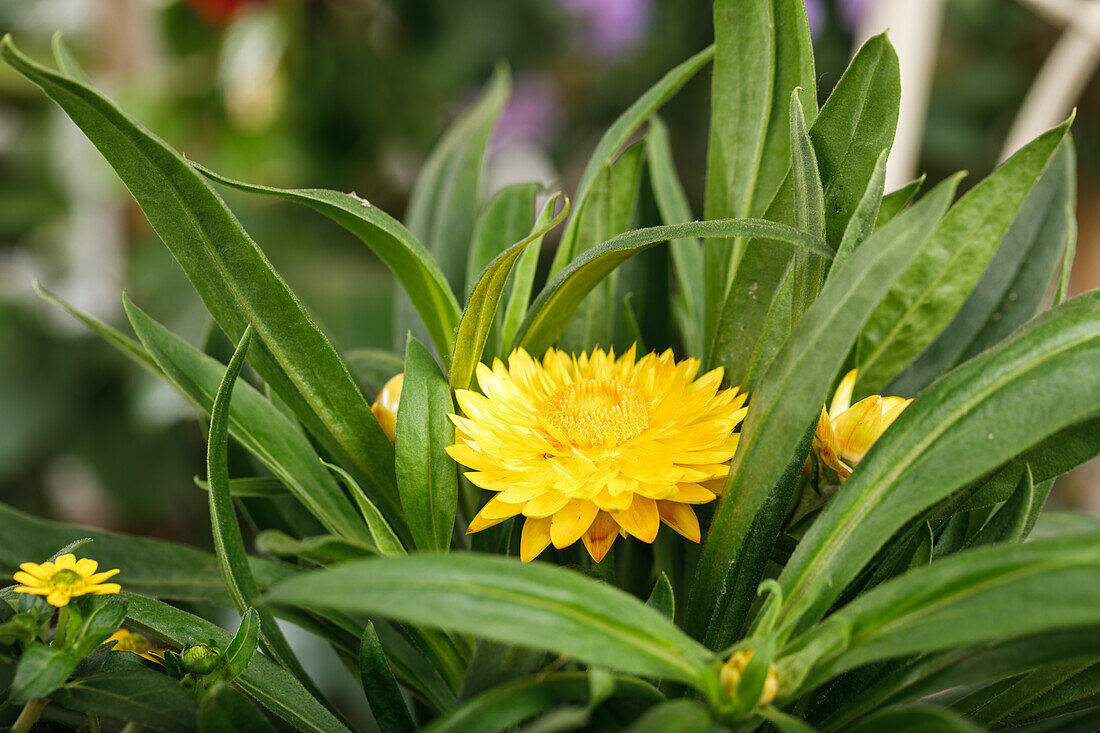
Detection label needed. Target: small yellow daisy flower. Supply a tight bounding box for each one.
[12,554,121,607]
[447,346,747,562]
[814,369,912,481]
[371,373,404,443]
[104,629,166,663]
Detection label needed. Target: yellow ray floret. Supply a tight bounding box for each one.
[12,553,121,607]
[447,346,748,562]
[814,369,912,481]
[104,629,167,663]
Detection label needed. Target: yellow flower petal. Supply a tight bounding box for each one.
[520,516,553,562]
[830,369,858,415]
[657,500,701,543]
[611,495,660,543]
[582,511,619,563]
[550,500,599,549]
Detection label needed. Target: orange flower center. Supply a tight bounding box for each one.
[541,379,650,448]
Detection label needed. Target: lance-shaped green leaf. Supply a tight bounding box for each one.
[703,0,816,339]
[0,36,403,531]
[52,668,200,732]
[646,116,704,358]
[0,500,290,604]
[64,595,129,659]
[789,87,827,318]
[709,34,899,387]
[422,672,663,733]
[11,642,78,702]
[359,622,417,733]
[122,297,372,546]
[195,166,461,364]
[855,117,1072,395]
[847,706,981,733]
[778,289,1100,635]
[397,336,458,552]
[465,184,540,301]
[222,608,260,681]
[684,176,959,646]
[266,554,716,688]
[830,150,888,277]
[550,45,713,274]
[451,195,568,390]
[199,682,277,733]
[889,140,1076,395]
[518,219,831,356]
[500,196,562,356]
[123,593,350,733]
[876,176,925,228]
[205,327,331,708]
[781,534,1100,693]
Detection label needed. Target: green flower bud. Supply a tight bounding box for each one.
[180,642,221,674]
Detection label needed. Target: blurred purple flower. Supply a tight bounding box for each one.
[493,75,562,150]
[838,0,873,33]
[805,0,826,39]
[561,0,653,60]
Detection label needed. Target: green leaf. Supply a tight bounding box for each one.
[451,195,568,390]
[123,297,372,546]
[422,672,663,733]
[0,36,402,530]
[255,530,374,565]
[789,87,827,318]
[195,166,461,364]
[624,700,721,733]
[397,336,458,552]
[518,219,831,356]
[65,595,129,659]
[0,500,290,604]
[703,0,816,340]
[407,66,509,295]
[205,326,326,706]
[267,553,715,687]
[708,34,899,387]
[322,461,406,556]
[685,176,960,646]
[459,641,546,703]
[965,466,1035,549]
[194,476,288,498]
[759,707,820,733]
[465,184,540,301]
[830,150,888,277]
[890,140,1076,395]
[777,289,1100,634]
[52,668,199,732]
[359,622,417,733]
[875,176,925,228]
[222,608,260,681]
[500,195,563,356]
[124,593,350,733]
[646,116,704,358]
[346,348,406,397]
[50,31,87,81]
[645,573,675,622]
[855,117,1072,394]
[12,642,78,702]
[552,45,714,273]
[199,682,277,733]
[784,535,1100,697]
[847,706,981,733]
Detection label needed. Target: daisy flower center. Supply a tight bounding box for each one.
[49,569,85,589]
[541,378,650,448]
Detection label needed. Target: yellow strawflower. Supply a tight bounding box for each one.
[447,346,747,562]
[814,369,912,481]
[12,553,121,607]
[371,373,404,443]
[104,629,166,663]
[720,649,779,707]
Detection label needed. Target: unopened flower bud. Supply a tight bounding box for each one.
[371,373,403,443]
[720,649,779,708]
[180,642,221,674]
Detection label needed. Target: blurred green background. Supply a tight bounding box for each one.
[1,0,1098,547]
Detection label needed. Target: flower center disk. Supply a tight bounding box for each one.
[541,378,649,448]
[49,569,84,589]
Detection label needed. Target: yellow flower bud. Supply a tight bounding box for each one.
[371,373,404,443]
[720,649,779,708]
[813,369,911,481]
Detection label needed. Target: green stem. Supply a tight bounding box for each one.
[120,723,143,733]
[53,606,69,649]
[88,714,102,733]
[10,697,48,733]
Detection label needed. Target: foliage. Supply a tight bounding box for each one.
[1,1,1099,729]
